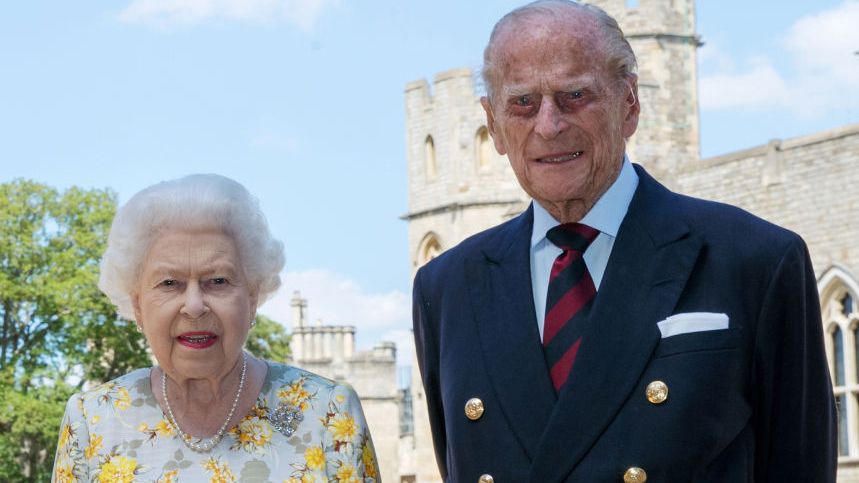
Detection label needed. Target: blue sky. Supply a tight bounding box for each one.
[2,0,857,366]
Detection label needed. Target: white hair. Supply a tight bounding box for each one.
[482,0,637,100]
[98,174,285,320]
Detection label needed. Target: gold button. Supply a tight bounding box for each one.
[645,380,668,404]
[478,474,494,483]
[624,466,647,482]
[465,398,485,420]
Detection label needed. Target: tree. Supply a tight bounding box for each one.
[0,179,148,480]
[0,179,149,388]
[245,314,291,363]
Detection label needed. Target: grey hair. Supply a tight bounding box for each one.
[98,174,285,320]
[482,0,637,100]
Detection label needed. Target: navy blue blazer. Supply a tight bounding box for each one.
[413,165,836,482]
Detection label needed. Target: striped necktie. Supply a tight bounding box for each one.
[543,223,600,392]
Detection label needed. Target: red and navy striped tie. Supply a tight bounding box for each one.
[543,223,600,392]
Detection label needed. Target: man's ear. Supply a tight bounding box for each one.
[621,74,640,138]
[480,96,508,155]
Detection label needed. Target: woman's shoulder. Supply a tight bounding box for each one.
[66,367,153,412]
[261,360,357,398]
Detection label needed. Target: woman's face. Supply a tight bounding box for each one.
[133,228,257,382]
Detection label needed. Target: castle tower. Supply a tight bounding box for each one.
[403,68,528,273]
[589,0,701,184]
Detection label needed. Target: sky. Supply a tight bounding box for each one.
[1,0,857,369]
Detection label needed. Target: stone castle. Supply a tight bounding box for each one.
[402,0,859,482]
[290,0,859,481]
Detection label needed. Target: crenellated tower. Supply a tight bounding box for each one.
[403,68,528,274]
[590,0,701,184]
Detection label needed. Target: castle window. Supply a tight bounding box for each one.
[417,233,442,268]
[425,135,437,180]
[843,293,855,317]
[839,395,849,456]
[476,127,492,170]
[834,326,845,386]
[819,266,859,460]
[626,0,639,8]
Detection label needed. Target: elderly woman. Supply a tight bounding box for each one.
[52,174,379,482]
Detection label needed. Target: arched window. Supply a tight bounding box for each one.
[475,127,492,170]
[834,326,845,386]
[417,233,442,268]
[425,135,437,180]
[819,266,859,459]
[844,293,855,317]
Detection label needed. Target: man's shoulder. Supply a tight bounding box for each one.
[634,165,801,249]
[660,188,804,261]
[418,210,528,276]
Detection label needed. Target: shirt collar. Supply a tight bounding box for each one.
[531,155,639,247]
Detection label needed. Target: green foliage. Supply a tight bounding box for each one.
[0,370,72,482]
[245,314,292,363]
[0,179,149,387]
[0,179,148,480]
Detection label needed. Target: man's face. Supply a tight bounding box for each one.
[481,15,639,221]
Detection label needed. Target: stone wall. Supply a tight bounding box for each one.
[676,124,859,281]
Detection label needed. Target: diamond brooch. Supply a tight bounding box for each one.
[270,403,303,437]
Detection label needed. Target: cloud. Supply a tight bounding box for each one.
[783,0,859,85]
[699,58,791,110]
[699,1,859,117]
[117,0,338,31]
[258,269,413,365]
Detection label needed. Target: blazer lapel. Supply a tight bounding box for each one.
[530,166,704,482]
[466,205,557,461]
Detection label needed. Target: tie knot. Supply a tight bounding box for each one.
[546,223,599,253]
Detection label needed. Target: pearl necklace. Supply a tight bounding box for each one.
[161,353,247,453]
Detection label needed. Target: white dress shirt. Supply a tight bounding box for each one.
[530,157,639,340]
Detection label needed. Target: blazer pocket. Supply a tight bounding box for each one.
[654,327,742,358]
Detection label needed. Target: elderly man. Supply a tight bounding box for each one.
[412,1,837,482]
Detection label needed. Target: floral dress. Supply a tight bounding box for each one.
[52,362,379,482]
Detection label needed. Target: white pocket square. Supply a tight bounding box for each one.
[657,312,729,338]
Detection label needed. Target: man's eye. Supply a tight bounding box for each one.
[514,95,532,106]
[210,277,228,285]
[557,90,585,109]
[160,279,177,287]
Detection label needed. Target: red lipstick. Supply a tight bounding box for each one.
[177,332,218,349]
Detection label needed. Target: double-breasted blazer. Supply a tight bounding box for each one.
[412,165,836,482]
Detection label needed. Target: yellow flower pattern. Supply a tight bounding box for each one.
[54,463,75,483]
[97,454,139,483]
[330,413,357,443]
[335,463,360,483]
[277,375,316,411]
[229,414,273,453]
[113,387,131,410]
[51,364,379,482]
[84,433,103,460]
[58,423,74,449]
[157,469,179,483]
[203,457,237,483]
[305,445,325,470]
[362,444,378,479]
